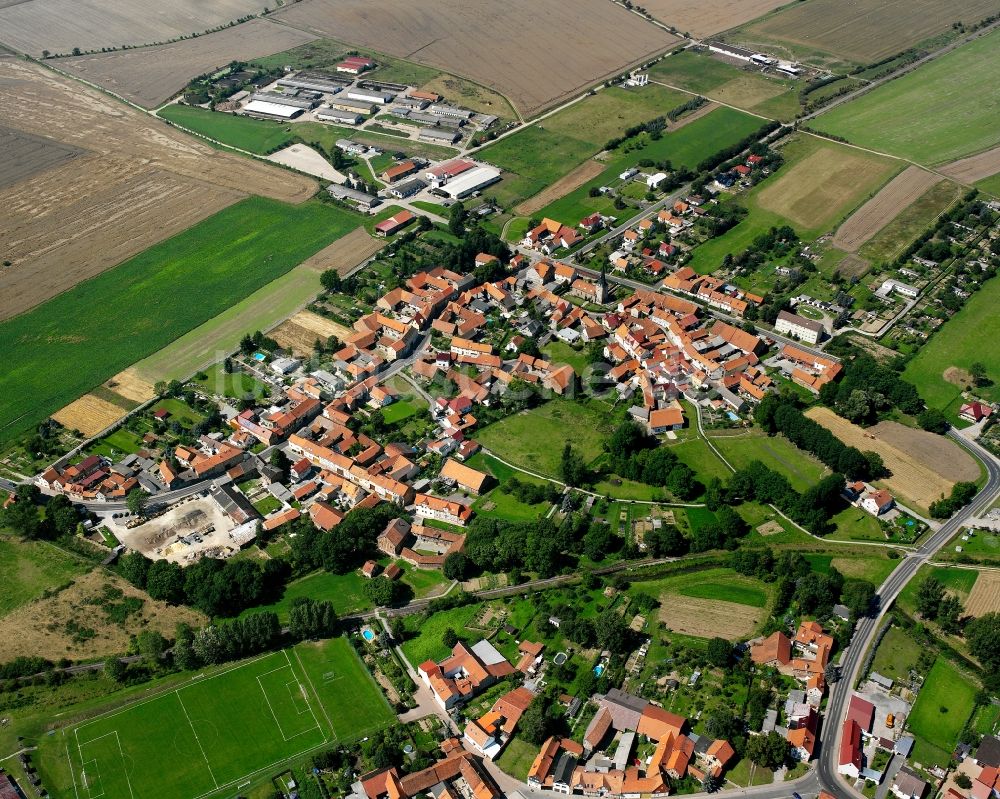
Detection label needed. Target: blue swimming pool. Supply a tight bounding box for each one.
[594,663,605,677]
[252,352,266,362]
[727,412,739,421]
[362,628,375,642]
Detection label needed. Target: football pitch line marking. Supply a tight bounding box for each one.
[175,691,220,788]
[66,734,81,799]
[76,730,135,799]
[284,650,326,742]
[293,647,338,743]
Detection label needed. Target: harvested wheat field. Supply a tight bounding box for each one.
[0,60,315,320]
[659,595,763,639]
[515,160,606,215]
[50,395,128,438]
[966,571,1000,617]
[805,407,979,509]
[641,0,790,37]
[0,0,270,56]
[733,0,1000,65]
[940,145,1000,184]
[272,310,353,357]
[299,226,384,275]
[268,143,346,182]
[275,0,677,116]
[0,569,204,661]
[0,125,83,189]
[833,167,943,252]
[104,369,157,404]
[62,20,317,108]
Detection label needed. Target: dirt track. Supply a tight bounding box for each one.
[804,407,979,510]
[0,60,316,320]
[61,19,317,108]
[833,166,942,252]
[515,159,605,215]
[274,0,678,116]
[940,145,1000,184]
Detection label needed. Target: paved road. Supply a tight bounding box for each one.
[817,432,1000,798]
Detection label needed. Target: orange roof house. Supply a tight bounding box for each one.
[439,458,490,494]
[751,631,791,667]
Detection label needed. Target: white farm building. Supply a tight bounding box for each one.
[441,166,501,200]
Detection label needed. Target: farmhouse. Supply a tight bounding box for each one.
[381,160,419,184]
[524,218,582,253]
[647,406,684,434]
[464,686,535,759]
[425,158,475,185]
[439,458,490,494]
[374,210,416,237]
[412,493,472,526]
[778,345,842,393]
[774,310,824,345]
[960,401,993,423]
[860,488,895,516]
[336,56,375,75]
[418,640,514,709]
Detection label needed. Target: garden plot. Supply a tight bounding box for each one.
[658,595,764,640]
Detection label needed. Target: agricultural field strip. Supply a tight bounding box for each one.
[69,650,327,796]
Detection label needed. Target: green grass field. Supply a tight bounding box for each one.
[542,340,592,375]
[679,580,768,607]
[0,536,89,617]
[870,626,922,681]
[649,50,799,120]
[897,564,979,615]
[400,603,480,665]
[194,364,270,400]
[381,400,424,425]
[902,276,1000,410]
[475,399,616,478]
[908,656,978,766]
[62,639,392,799]
[816,29,1000,165]
[706,430,829,491]
[0,198,361,446]
[534,107,762,223]
[159,105,457,162]
[244,570,372,622]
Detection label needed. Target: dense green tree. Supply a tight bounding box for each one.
[916,576,945,618]
[595,610,630,654]
[136,630,167,662]
[119,551,151,588]
[125,488,146,517]
[518,696,552,745]
[917,408,949,434]
[442,627,459,649]
[745,730,790,769]
[443,552,471,581]
[365,576,400,607]
[288,597,337,640]
[966,613,1000,674]
[706,637,732,668]
[840,579,876,618]
[104,657,127,683]
[448,201,467,236]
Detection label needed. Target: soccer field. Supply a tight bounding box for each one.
[64,639,393,799]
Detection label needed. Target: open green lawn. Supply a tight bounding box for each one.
[152,398,204,426]
[707,430,828,491]
[0,535,89,617]
[400,603,480,666]
[195,363,270,400]
[827,505,887,543]
[870,626,923,682]
[0,197,362,446]
[55,639,392,799]
[495,737,539,781]
[816,29,1000,165]
[474,486,551,522]
[898,565,979,614]
[88,428,145,459]
[243,569,372,622]
[476,399,616,478]
[542,340,593,376]
[908,656,978,766]
[381,400,424,425]
[680,580,768,607]
[902,276,1000,410]
[649,50,799,120]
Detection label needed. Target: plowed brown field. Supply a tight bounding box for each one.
[272,311,354,357]
[940,145,1000,184]
[833,166,943,252]
[62,20,317,108]
[804,407,979,509]
[274,0,678,116]
[659,595,763,639]
[0,60,315,320]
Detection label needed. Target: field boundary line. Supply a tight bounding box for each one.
[293,647,338,743]
[66,732,81,799]
[256,660,321,743]
[72,651,280,735]
[175,691,219,788]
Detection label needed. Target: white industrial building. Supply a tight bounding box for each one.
[347,88,395,105]
[316,107,364,125]
[243,100,302,119]
[441,166,501,199]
